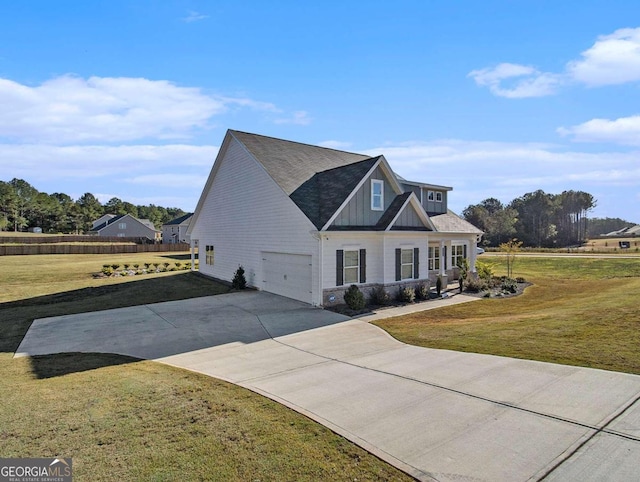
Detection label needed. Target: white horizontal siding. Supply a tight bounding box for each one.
[190,137,320,303]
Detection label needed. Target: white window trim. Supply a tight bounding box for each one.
[427,191,434,201]
[400,248,414,280]
[371,179,384,211]
[205,245,214,266]
[452,244,465,267]
[118,222,127,229]
[435,192,443,202]
[343,249,360,284]
[428,246,440,271]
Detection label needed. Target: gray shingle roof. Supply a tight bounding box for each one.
[230,130,371,196]
[164,213,193,226]
[429,210,484,234]
[91,214,126,232]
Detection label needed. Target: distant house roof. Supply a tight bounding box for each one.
[164,213,193,226]
[91,214,126,232]
[91,214,159,233]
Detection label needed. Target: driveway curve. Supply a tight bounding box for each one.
[16,291,640,481]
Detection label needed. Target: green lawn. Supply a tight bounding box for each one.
[375,255,640,374]
[0,254,411,482]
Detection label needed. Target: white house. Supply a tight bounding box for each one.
[187,130,483,306]
[162,213,193,244]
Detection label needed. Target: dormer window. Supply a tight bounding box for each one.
[427,191,434,201]
[371,179,384,211]
[435,192,443,202]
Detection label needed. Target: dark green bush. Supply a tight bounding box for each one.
[369,285,391,305]
[436,276,443,296]
[344,284,365,310]
[111,264,120,270]
[515,276,526,283]
[101,266,113,276]
[232,266,247,290]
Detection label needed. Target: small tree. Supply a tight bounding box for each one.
[232,265,247,290]
[436,275,443,296]
[344,285,365,310]
[499,238,523,279]
[457,257,469,292]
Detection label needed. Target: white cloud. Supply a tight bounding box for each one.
[274,110,312,125]
[362,139,640,218]
[470,27,640,97]
[0,143,218,180]
[319,140,353,149]
[468,63,562,98]
[558,115,640,145]
[182,10,209,23]
[567,27,640,86]
[125,173,206,188]
[0,76,290,144]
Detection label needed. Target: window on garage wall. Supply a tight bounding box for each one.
[395,248,419,280]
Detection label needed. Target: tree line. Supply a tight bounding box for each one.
[0,178,188,234]
[464,189,609,248]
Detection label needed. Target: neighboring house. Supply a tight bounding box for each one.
[605,225,640,236]
[90,214,161,241]
[187,130,483,306]
[162,213,193,244]
[91,214,116,230]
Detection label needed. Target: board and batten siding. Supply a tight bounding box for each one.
[392,202,425,228]
[422,190,448,214]
[331,166,396,227]
[190,137,321,304]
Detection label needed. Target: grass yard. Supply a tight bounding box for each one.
[375,255,640,375]
[0,254,411,481]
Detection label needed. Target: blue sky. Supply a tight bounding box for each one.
[1,0,639,223]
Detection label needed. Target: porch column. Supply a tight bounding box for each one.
[445,239,453,273]
[439,240,445,276]
[190,239,197,271]
[469,237,477,273]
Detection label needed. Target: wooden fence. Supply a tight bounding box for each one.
[0,235,155,244]
[0,243,191,256]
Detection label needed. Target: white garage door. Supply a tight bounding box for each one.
[262,252,313,304]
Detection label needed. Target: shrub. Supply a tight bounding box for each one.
[185,262,192,270]
[415,282,430,300]
[475,261,494,280]
[464,277,487,293]
[369,285,391,306]
[232,265,247,290]
[163,262,170,268]
[436,276,443,296]
[153,263,160,269]
[397,286,416,303]
[133,263,140,269]
[123,264,130,270]
[175,262,182,269]
[344,284,365,310]
[101,266,113,276]
[111,264,120,270]
[144,263,151,269]
[515,276,526,283]
[368,285,387,305]
[102,264,110,269]
[501,278,518,293]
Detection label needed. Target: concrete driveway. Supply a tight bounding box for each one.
[16,291,640,481]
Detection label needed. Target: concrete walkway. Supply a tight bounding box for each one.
[16,291,640,481]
